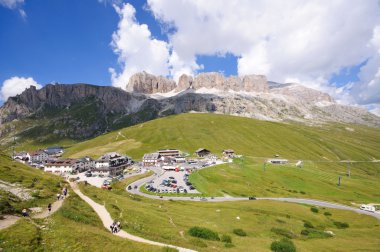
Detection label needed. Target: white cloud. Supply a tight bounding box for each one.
[0,0,23,9]
[109,3,171,88]
[110,0,380,113]
[0,76,41,101]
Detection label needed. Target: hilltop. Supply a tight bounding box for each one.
[63,113,380,161]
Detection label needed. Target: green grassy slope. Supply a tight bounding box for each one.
[79,179,380,252]
[64,113,380,161]
[189,157,380,204]
[0,193,163,252]
[0,153,64,215]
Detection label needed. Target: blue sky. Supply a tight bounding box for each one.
[0,0,379,114]
[0,0,238,86]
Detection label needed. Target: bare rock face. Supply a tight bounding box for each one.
[190,72,269,92]
[127,71,176,94]
[192,72,225,90]
[176,74,193,91]
[270,83,334,103]
[242,75,269,92]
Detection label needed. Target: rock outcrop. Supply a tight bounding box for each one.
[127,71,176,94]
[176,74,193,91]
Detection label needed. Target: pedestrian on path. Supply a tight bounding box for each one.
[57,193,61,201]
[48,203,52,214]
[63,187,68,197]
[22,208,28,217]
[116,221,121,232]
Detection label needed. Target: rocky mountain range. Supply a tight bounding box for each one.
[1,71,379,143]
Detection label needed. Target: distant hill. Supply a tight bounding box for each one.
[63,113,380,161]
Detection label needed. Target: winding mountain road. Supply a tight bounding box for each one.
[127,167,380,220]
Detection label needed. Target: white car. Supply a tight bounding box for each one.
[360,204,376,212]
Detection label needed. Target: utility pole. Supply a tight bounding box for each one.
[338,176,341,187]
[347,161,351,178]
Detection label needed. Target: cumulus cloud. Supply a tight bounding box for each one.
[0,76,41,101]
[110,0,380,114]
[109,3,171,88]
[0,0,23,9]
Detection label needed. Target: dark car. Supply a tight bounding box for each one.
[127,186,132,190]
[134,185,138,189]
[249,197,257,200]
[189,186,196,190]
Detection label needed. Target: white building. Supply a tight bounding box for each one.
[13,151,31,164]
[44,159,78,174]
[267,158,289,164]
[94,152,130,176]
[30,150,49,163]
[142,153,161,167]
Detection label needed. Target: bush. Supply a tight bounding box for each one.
[303,220,314,229]
[324,212,332,216]
[300,229,309,236]
[310,207,319,213]
[189,238,207,248]
[225,243,235,248]
[270,228,297,239]
[333,221,349,229]
[221,234,232,243]
[233,228,247,236]
[188,227,220,241]
[270,238,296,252]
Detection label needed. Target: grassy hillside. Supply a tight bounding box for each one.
[189,157,380,205]
[0,192,163,252]
[0,153,64,215]
[79,178,380,252]
[64,113,380,161]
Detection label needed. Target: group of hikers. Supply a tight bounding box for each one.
[110,220,121,233]
[21,186,68,217]
[56,186,68,201]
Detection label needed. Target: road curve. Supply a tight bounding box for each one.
[69,181,197,252]
[127,168,380,220]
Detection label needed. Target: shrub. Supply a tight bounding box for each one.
[303,220,314,229]
[233,228,247,236]
[324,212,332,216]
[270,228,296,239]
[189,238,208,248]
[225,243,235,248]
[270,238,296,252]
[221,234,232,243]
[333,221,349,229]
[310,207,319,213]
[300,229,309,236]
[188,227,220,241]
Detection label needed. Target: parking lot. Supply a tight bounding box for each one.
[147,170,200,194]
[69,169,148,188]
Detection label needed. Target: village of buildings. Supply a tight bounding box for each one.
[13,146,289,194]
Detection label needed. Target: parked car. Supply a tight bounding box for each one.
[248,197,257,200]
[134,185,138,189]
[127,186,132,190]
[101,184,112,190]
[98,174,104,178]
[200,197,208,201]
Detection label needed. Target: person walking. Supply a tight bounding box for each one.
[22,208,28,217]
[63,187,68,197]
[48,203,52,214]
[57,193,61,200]
[116,221,121,232]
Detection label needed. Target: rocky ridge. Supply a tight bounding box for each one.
[0,72,379,143]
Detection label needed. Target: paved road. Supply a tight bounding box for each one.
[127,167,380,220]
[69,181,196,252]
